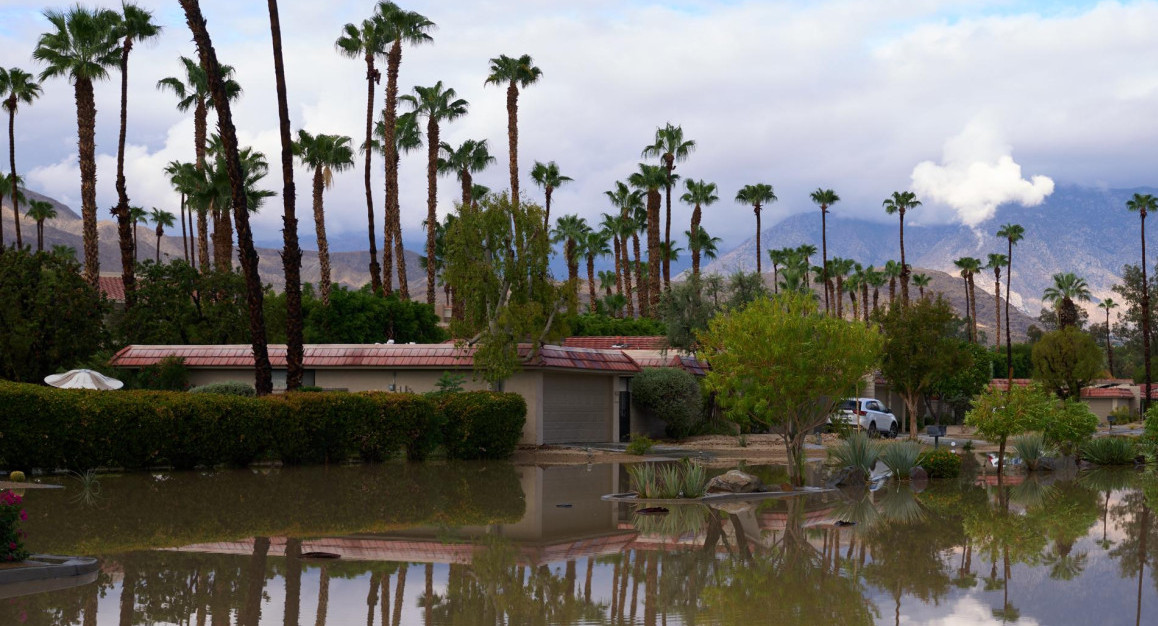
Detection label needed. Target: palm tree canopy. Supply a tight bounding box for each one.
[530,160,572,191]
[149,207,175,229]
[26,199,56,222]
[156,56,242,112]
[370,109,423,156]
[485,53,542,88]
[953,257,982,275]
[680,179,719,207]
[552,214,589,246]
[335,18,387,60]
[0,67,43,113]
[628,163,667,192]
[470,184,490,203]
[605,181,644,213]
[118,3,162,46]
[736,183,777,208]
[809,188,840,210]
[1043,272,1092,303]
[640,122,695,163]
[34,7,122,83]
[996,222,1025,244]
[1127,193,1158,217]
[986,253,1009,270]
[582,230,612,259]
[1098,297,1119,311]
[293,130,355,184]
[128,205,147,223]
[912,273,931,287]
[400,81,468,124]
[687,225,722,259]
[375,2,436,47]
[882,190,921,215]
[438,139,494,179]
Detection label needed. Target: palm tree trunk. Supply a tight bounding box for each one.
[365,571,380,626]
[8,102,22,249]
[391,563,406,626]
[461,169,473,211]
[754,205,762,275]
[821,207,829,314]
[862,282,870,323]
[118,559,137,626]
[392,151,409,299]
[962,274,973,343]
[155,227,162,263]
[1106,308,1115,376]
[269,0,305,391]
[424,563,434,625]
[623,234,634,317]
[361,54,382,295]
[836,276,844,318]
[969,274,978,343]
[565,239,579,308]
[506,82,519,205]
[180,193,189,262]
[994,270,1002,346]
[543,187,552,231]
[1007,240,1016,386]
[313,167,332,305]
[239,537,270,626]
[1144,213,1153,411]
[182,0,274,395]
[197,208,210,272]
[36,220,43,252]
[115,38,137,307]
[899,210,909,305]
[425,117,439,305]
[634,233,647,317]
[587,254,596,312]
[0,185,5,247]
[315,566,330,626]
[75,77,100,287]
[647,189,661,312]
[664,161,673,289]
[194,97,211,271]
[691,203,702,278]
[384,40,403,298]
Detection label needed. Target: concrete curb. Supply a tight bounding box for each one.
[0,555,99,599]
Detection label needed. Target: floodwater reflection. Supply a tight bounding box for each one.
[5,461,1158,625]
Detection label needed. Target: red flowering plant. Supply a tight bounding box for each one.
[0,490,29,562]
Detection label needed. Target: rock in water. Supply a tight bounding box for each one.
[910,466,929,481]
[833,468,868,487]
[705,470,763,494]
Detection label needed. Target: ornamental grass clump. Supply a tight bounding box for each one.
[879,441,923,480]
[681,460,707,498]
[627,460,708,499]
[627,463,658,498]
[0,490,29,563]
[656,464,684,499]
[1081,437,1138,466]
[829,432,881,476]
[1012,432,1051,471]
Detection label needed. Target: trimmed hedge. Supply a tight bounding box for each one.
[439,391,526,460]
[0,381,525,471]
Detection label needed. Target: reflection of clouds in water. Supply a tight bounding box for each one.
[899,596,1042,626]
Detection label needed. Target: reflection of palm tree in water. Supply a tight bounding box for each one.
[315,565,329,626]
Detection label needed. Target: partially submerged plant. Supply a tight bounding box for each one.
[681,460,707,498]
[627,463,658,498]
[879,441,923,480]
[829,432,880,476]
[628,460,708,499]
[626,435,656,456]
[69,469,103,507]
[1081,437,1138,466]
[1012,432,1051,471]
[655,464,684,499]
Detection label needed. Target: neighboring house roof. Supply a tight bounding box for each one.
[98,276,125,302]
[110,343,641,373]
[1082,387,1136,399]
[563,336,668,350]
[624,350,710,376]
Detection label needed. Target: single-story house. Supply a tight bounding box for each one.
[111,343,641,446]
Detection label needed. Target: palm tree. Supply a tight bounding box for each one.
[553,214,588,307]
[599,213,623,297]
[439,139,494,209]
[629,200,649,316]
[830,257,855,318]
[882,191,921,305]
[129,206,147,261]
[954,257,982,342]
[26,199,55,252]
[866,267,887,318]
[685,225,721,278]
[34,6,121,286]
[604,181,641,315]
[1043,272,1092,330]
[371,109,422,297]
[150,208,175,263]
[768,248,788,294]
[1099,298,1119,377]
[294,131,355,305]
[1128,193,1158,408]
[846,264,865,321]
[996,223,1026,385]
[582,230,611,311]
[157,56,242,271]
[629,164,668,311]
[485,53,541,205]
[680,179,718,279]
[401,81,468,305]
[0,174,23,249]
[0,67,42,250]
[810,188,840,313]
[912,273,931,299]
[736,184,777,275]
[642,123,695,286]
[530,160,572,229]
[164,160,199,263]
[797,244,818,286]
[884,259,902,305]
[987,253,1009,345]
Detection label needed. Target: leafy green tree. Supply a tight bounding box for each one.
[698,292,882,485]
[1031,327,1103,400]
[632,368,702,438]
[1044,399,1098,455]
[299,285,445,344]
[930,341,992,424]
[0,249,107,382]
[878,296,972,438]
[966,383,1053,475]
[113,260,251,346]
[444,193,564,385]
[726,270,768,309]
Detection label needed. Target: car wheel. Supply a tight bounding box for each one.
[889,421,899,439]
[868,421,878,438]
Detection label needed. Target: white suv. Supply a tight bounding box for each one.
[831,398,899,438]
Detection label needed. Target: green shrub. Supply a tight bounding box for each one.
[189,381,256,396]
[879,441,922,480]
[1044,400,1098,455]
[1081,437,1138,466]
[439,392,526,460]
[1109,405,1134,425]
[681,460,707,498]
[1012,432,1050,471]
[916,448,962,478]
[829,432,880,475]
[133,356,190,391]
[1145,404,1158,441]
[631,368,702,439]
[626,435,656,455]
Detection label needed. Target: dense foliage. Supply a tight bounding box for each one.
[915,448,962,478]
[1031,327,1104,399]
[566,313,666,337]
[188,381,256,396]
[0,490,29,563]
[631,367,702,438]
[438,391,527,460]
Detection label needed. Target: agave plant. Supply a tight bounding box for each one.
[1012,432,1052,471]
[627,463,658,498]
[879,441,923,480]
[829,432,881,476]
[1081,437,1138,466]
[655,464,684,499]
[681,460,707,498]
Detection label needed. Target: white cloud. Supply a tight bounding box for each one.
[910,120,1054,227]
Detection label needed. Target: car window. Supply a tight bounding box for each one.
[867,401,881,411]
[840,400,856,410]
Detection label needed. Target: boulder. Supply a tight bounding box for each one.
[705,470,763,494]
[910,466,929,491]
[830,467,868,487]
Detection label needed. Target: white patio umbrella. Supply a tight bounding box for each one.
[44,369,124,391]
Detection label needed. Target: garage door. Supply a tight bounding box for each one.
[542,373,611,443]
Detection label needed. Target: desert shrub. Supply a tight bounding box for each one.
[631,368,702,439]
[916,448,962,478]
[829,432,880,475]
[1011,433,1050,471]
[1081,437,1138,466]
[879,441,923,480]
[626,435,656,455]
[1108,405,1134,425]
[189,381,256,396]
[439,392,526,460]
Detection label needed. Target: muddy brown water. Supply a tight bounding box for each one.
[4,461,1157,625]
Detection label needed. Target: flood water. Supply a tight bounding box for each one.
[6,459,1158,625]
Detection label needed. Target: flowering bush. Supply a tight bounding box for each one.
[0,490,29,562]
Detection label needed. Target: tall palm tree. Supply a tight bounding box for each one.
[439,139,494,209]
[553,214,588,307]
[157,55,242,271]
[164,160,202,264]
[530,160,572,229]
[866,266,886,318]
[1128,194,1158,408]
[0,67,42,250]
[485,54,541,205]
[954,257,982,342]
[401,81,468,305]
[294,131,355,305]
[34,6,121,286]
[110,3,162,306]
[996,223,1026,385]
[882,190,921,305]
[884,259,902,305]
[768,248,787,294]
[605,181,641,315]
[810,188,840,313]
[629,164,668,311]
[797,243,818,286]
[680,179,718,279]
[150,208,175,263]
[129,206,147,261]
[180,0,273,394]
[0,174,23,249]
[629,200,649,316]
[385,110,422,297]
[986,253,1009,345]
[599,213,622,295]
[912,272,931,299]
[685,225,721,278]
[26,199,55,252]
[1043,272,1091,330]
[582,230,611,311]
[1099,297,1119,377]
[642,123,695,286]
[830,257,855,319]
[846,264,865,321]
[736,183,777,275]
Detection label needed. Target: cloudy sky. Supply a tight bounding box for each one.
[0,0,1155,260]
